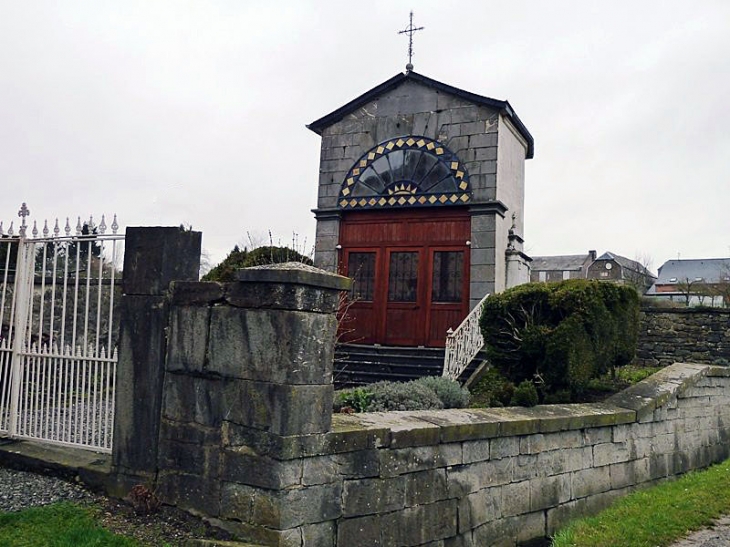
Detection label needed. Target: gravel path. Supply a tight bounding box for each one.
[669,516,730,547]
[0,467,92,512]
[0,467,234,546]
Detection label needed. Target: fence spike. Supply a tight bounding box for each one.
[64,218,71,236]
[99,215,107,235]
[7,222,14,236]
[43,220,49,237]
[31,221,38,238]
[111,214,119,234]
[76,217,82,235]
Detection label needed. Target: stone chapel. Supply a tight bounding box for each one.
[308,70,533,348]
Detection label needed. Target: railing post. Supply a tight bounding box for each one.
[8,237,32,437]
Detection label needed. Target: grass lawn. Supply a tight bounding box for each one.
[552,458,730,546]
[0,502,139,547]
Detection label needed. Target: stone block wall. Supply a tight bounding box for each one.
[636,307,730,367]
[150,360,730,546]
[112,232,730,546]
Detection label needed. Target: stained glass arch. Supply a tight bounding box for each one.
[338,136,471,209]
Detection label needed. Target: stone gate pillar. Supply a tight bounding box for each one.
[111,227,201,486]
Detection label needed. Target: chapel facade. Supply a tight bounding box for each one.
[309,71,533,348]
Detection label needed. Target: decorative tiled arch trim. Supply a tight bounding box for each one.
[338,136,471,209]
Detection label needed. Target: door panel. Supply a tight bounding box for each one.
[425,248,469,347]
[384,249,424,346]
[341,249,381,344]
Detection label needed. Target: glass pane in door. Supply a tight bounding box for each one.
[388,252,419,302]
[432,251,463,302]
[348,252,376,301]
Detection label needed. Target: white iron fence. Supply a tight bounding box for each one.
[0,203,123,453]
[442,292,490,381]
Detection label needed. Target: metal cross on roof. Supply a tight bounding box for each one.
[398,10,424,72]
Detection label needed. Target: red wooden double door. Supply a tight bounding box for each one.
[339,208,470,347]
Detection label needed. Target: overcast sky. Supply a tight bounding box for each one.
[1,1,728,273]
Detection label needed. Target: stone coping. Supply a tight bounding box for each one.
[641,306,730,315]
[235,263,352,291]
[230,363,723,460]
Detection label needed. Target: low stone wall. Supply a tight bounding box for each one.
[155,359,730,546]
[637,307,730,367]
[110,235,730,547]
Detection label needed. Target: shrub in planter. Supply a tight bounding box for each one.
[366,380,444,412]
[413,376,470,408]
[480,279,640,399]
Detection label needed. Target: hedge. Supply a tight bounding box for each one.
[479,279,640,398]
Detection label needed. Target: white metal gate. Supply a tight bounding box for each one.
[0,203,123,453]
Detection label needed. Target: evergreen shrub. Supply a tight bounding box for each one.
[510,380,539,407]
[413,376,470,408]
[333,376,469,412]
[366,381,443,412]
[480,279,640,399]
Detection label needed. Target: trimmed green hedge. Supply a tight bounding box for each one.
[479,279,640,399]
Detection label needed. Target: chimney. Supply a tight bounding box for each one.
[589,250,597,261]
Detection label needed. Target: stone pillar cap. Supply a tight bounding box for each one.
[235,261,352,291]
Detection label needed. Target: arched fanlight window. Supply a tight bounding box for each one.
[339,136,471,209]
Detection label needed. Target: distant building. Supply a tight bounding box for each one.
[530,250,596,283]
[645,258,730,307]
[531,250,656,293]
[586,252,656,293]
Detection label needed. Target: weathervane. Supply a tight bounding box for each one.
[398,10,424,72]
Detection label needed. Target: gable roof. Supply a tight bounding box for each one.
[531,254,591,272]
[594,252,656,279]
[655,258,730,285]
[307,71,534,159]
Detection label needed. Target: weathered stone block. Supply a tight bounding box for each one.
[207,307,336,385]
[169,281,224,305]
[157,470,221,517]
[381,500,458,546]
[166,306,209,374]
[572,466,611,499]
[380,444,462,478]
[225,281,342,314]
[336,515,382,546]
[123,227,201,296]
[343,476,405,516]
[405,469,448,506]
[501,480,530,517]
[224,380,333,436]
[530,474,570,511]
[302,450,380,485]
[463,440,490,464]
[457,487,501,533]
[113,295,169,474]
[448,458,513,496]
[222,447,302,489]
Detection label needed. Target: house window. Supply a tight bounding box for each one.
[538,271,546,282]
[432,251,463,302]
[348,252,376,301]
[562,271,570,280]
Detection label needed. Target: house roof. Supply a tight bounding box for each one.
[531,254,590,272]
[595,252,656,279]
[307,71,534,159]
[654,258,730,285]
